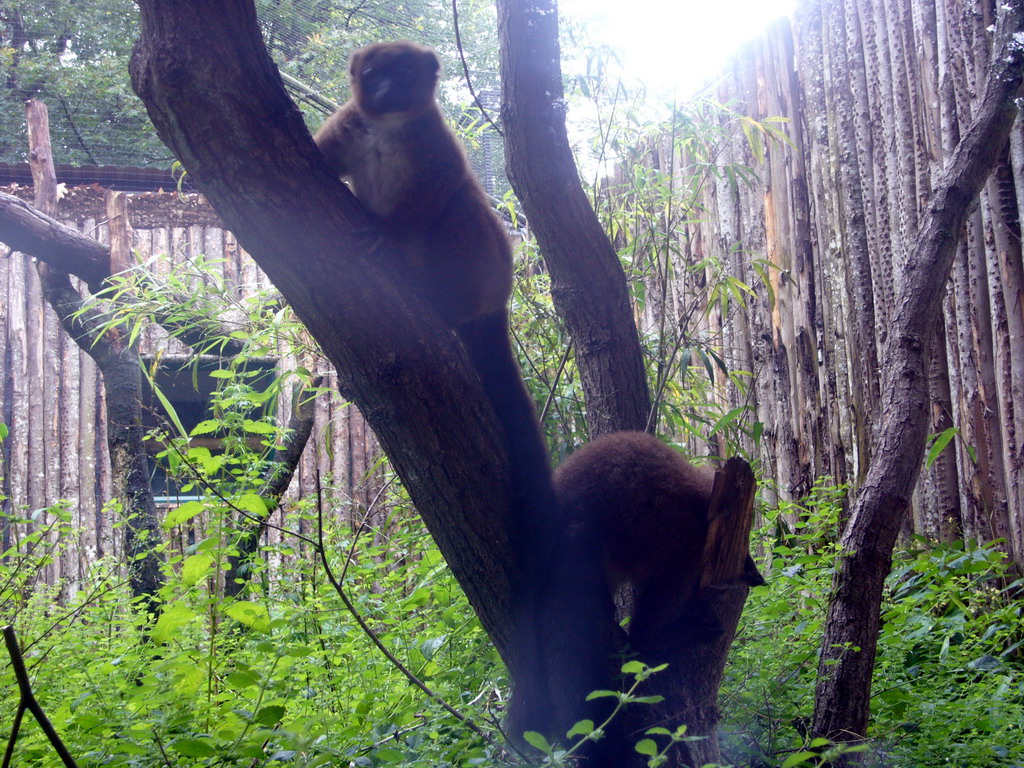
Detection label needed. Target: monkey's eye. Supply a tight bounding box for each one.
[361,66,374,77]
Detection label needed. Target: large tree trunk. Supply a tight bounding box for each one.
[129,0,520,652]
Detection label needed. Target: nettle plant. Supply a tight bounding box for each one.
[717,474,1024,768]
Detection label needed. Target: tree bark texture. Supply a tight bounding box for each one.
[496,0,652,438]
[495,3,761,763]
[129,0,523,652]
[637,459,759,768]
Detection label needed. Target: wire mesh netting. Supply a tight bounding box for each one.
[0,0,507,194]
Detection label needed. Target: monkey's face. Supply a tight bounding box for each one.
[350,41,441,118]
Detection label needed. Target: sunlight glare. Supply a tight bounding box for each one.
[559,0,797,96]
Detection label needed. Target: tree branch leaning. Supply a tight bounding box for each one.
[811,4,1024,746]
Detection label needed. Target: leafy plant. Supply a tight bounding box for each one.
[721,479,1024,768]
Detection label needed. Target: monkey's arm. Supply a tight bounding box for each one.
[312,106,361,178]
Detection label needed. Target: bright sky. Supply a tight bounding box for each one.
[558,0,797,97]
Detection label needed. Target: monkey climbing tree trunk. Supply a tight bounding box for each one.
[129,0,522,654]
[811,5,1024,750]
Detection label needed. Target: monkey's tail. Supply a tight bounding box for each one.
[506,516,619,755]
[456,310,555,535]
[457,311,616,753]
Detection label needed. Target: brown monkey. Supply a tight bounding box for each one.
[509,432,763,755]
[313,40,511,326]
[555,430,722,653]
[315,44,566,744]
[314,39,556,553]
[313,41,548,515]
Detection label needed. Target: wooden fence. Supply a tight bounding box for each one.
[639,0,1023,564]
[0,185,382,590]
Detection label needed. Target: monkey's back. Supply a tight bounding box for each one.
[555,431,712,587]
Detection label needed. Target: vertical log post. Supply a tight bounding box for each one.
[25,100,165,612]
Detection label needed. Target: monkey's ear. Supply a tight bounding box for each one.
[422,48,441,77]
[349,49,364,79]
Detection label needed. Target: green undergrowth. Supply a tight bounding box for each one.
[3,481,1022,766]
[721,480,1024,768]
[1,501,503,767]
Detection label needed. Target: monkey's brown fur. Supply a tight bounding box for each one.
[556,431,717,654]
[313,41,511,325]
[507,432,726,757]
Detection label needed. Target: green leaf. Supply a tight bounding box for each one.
[162,500,206,529]
[152,603,199,643]
[678,347,692,379]
[631,695,665,704]
[225,600,271,632]
[140,363,187,438]
[0,423,8,440]
[567,719,594,737]
[965,443,978,464]
[254,704,285,726]
[419,635,445,660]
[171,738,217,757]
[234,493,269,519]
[523,731,552,754]
[181,553,215,586]
[195,535,221,553]
[242,418,278,434]
[190,419,221,436]
[226,669,260,689]
[708,405,752,436]
[209,368,235,379]
[782,751,819,767]
[634,739,659,757]
[740,116,765,163]
[376,748,405,763]
[925,427,959,469]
